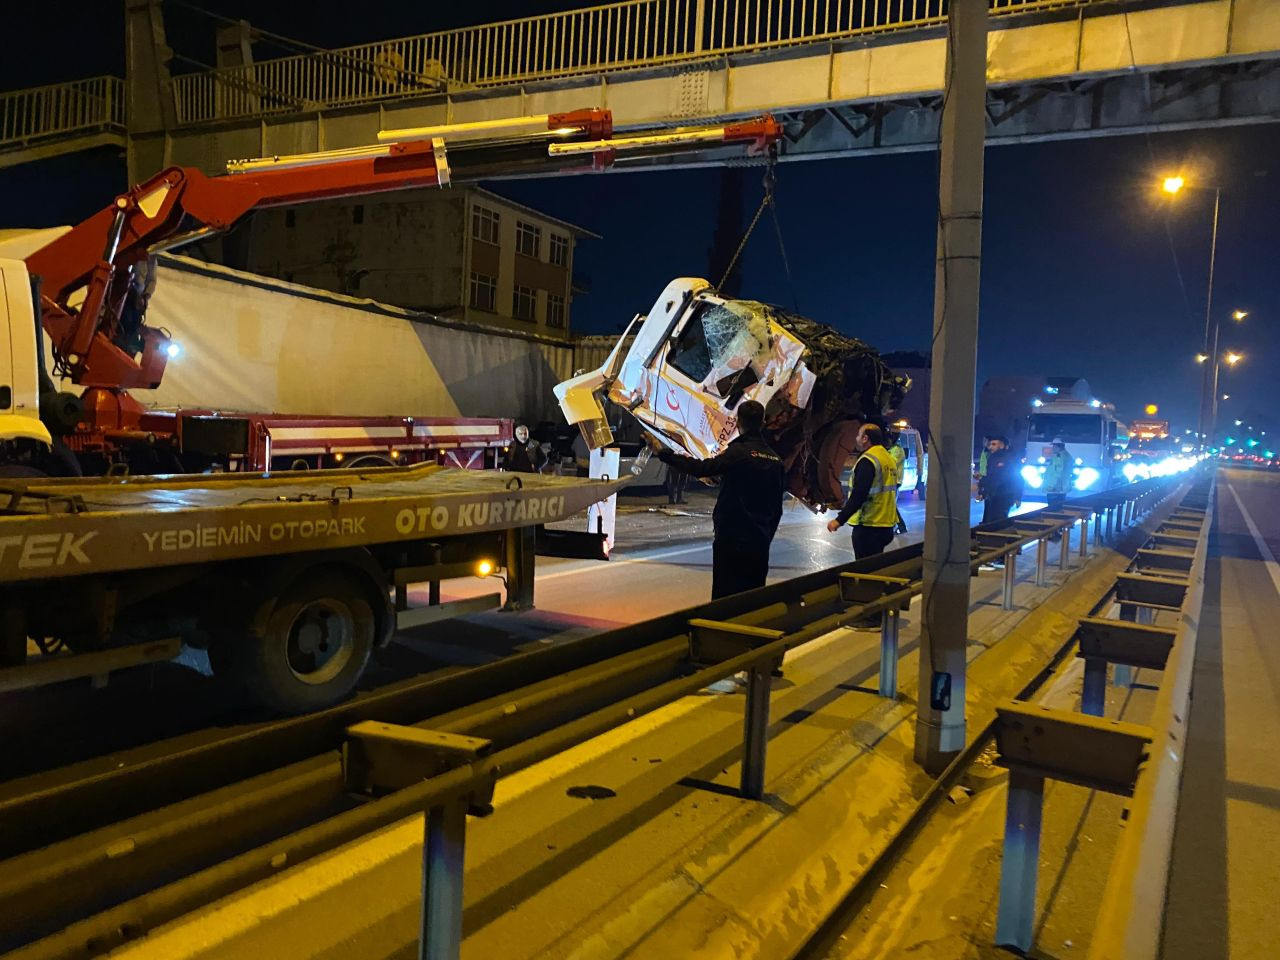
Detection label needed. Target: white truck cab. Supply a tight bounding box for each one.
[556,277,907,509]
[556,277,814,459]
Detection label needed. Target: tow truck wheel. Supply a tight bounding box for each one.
[227,572,375,714]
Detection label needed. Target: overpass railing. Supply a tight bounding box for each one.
[171,0,1112,125]
[0,76,124,152]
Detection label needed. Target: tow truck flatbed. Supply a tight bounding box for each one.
[0,465,622,582]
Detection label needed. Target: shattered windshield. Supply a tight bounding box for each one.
[702,300,770,370]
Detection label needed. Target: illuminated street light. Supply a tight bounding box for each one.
[1225,352,1243,366]
[1223,393,1230,400]
[1195,353,1208,363]
[1162,175,1185,194]
[1235,419,1243,426]
[1233,309,1248,321]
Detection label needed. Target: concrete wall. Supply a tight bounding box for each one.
[230,189,467,314]
[209,187,579,342]
[460,190,577,340]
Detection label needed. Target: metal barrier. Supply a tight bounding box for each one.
[1,475,1182,960]
[169,0,1118,125]
[0,76,123,152]
[991,476,1212,955]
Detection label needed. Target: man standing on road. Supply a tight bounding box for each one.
[653,400,785,599]
[979,436,1022,525]
[503,424,546,474]
[1042,438,1071,511]
[826,423,902,560]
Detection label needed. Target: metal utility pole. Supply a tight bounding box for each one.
[1196,188,1221,448]
[914,0,988,775]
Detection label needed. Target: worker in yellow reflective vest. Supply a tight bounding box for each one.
[826,423,902,559]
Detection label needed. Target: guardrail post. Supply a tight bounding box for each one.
[1093,509,1104,547]
[1106,505,1116,540]
[879,609,900,698]
[1113,603,1136,688]
[1002,551,1017,610]
[1081,657,1107,716]
[994,768,1045,952]
[1078,512,1090,559]
[1058,522,1071,571]
[740,662,773,800]
[1035,537,1048,587]
[422,798,468,960]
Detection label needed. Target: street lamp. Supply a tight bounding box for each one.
[1159,174,1222,449]
[1209,350,1244,444]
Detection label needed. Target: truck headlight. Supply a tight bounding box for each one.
[1074,467,1100,491]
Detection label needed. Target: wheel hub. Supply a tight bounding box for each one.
[286,600,355,685]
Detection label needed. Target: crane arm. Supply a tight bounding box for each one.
[23,110,780,395]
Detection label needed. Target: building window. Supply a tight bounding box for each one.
[515,220,541,258]
[469,272,497,312]
[352,204,364,225]
[547,294,566,328]
[549,233,569,267]
[513,285,537,322]
[472,205,500,245]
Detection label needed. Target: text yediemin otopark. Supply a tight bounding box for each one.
[134,493,570,556]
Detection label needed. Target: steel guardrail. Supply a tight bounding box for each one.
[990,474,1213,954]
[1085,479,1213,960]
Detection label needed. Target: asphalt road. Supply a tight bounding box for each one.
[1164,467,1280,959]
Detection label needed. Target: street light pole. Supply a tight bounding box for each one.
[1197,188,1221,450]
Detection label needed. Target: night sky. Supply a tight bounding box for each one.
[4,1,1278,435]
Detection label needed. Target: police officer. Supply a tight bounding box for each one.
[654,400,784,599]
[1042,438,1071,510]
[826,423,901,559]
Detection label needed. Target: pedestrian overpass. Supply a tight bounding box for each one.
[2,0,1278,179]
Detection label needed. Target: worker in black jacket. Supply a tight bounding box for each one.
[654,399,785,599]
[979,436,1023,524]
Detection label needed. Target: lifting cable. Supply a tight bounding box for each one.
[716,154,799,313]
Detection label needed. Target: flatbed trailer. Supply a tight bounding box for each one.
[0,464,622,711]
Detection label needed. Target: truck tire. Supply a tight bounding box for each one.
[225,572,375,714]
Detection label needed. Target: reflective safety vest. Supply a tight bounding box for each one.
[847,444,901,527]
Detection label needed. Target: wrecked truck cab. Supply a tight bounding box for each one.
[555,278,908,509]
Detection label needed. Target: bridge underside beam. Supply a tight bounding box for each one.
[776,58,1280,160]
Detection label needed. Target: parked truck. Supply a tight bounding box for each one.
[555,277,908,509]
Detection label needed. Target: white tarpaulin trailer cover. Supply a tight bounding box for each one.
[0,226,575,428]
[144,256,574,425]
